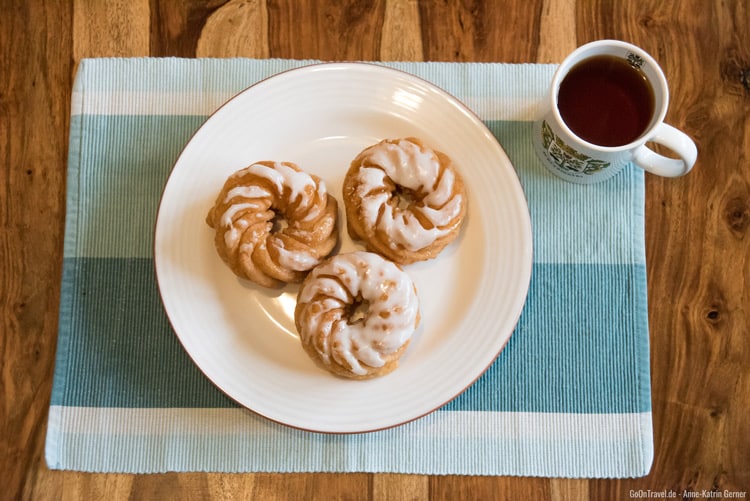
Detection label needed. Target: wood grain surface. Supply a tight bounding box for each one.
[1,1,748,499]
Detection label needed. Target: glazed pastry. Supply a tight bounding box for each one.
[206,161,338,288]
[294,251,420,379]
[342,137,467,264]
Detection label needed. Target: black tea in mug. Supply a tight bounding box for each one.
[557,54,655,147]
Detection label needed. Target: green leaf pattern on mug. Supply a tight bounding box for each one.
[540,120,610,175]
[627,52,645,69]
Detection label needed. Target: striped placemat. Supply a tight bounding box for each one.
[46,58,652,477]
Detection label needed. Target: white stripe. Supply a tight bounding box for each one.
[70,60,555,120]
[70,92,544,121]
[71,90,237,116]
[46,406,653,476]
[47,406,652,439]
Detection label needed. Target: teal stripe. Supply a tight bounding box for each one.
[443,263,651,413]
[64,115,206,258]
[52,257,237,408]
[53,257,649,413]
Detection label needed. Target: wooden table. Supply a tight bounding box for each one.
[3,1,748,499]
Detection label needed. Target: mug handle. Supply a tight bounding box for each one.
[632,123,697,177]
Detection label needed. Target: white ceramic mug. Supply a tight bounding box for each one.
[533,40,697,184]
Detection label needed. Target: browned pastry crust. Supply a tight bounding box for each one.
[299,337,411,380]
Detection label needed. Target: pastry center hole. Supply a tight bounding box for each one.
[393,186,418,211]
[270,212,289,233]
[348,295,371,324]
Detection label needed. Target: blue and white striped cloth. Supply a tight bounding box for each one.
[46,58,653,477]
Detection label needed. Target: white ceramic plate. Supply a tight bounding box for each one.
[154,63,532,433]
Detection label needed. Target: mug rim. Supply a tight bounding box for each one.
[549,39,670,152]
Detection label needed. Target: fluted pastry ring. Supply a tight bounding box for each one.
[206,161,338,288]
[294,251,420,379]
[343,137,467,264]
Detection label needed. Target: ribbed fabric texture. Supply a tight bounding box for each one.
[47,58,653,477]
